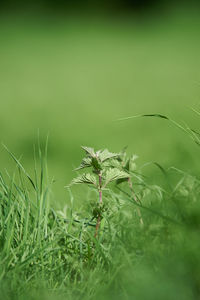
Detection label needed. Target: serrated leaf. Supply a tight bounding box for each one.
[91,157,102,171]
[104,168,129,187]
[75,157,92,170]
[81,146,95,157]
[124,154,138,171]
[103,158,121,168]
[68,173,97,187]
[99,149,119,162]
[129,154,138,171]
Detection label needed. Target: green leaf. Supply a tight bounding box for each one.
[68,173,97,187]
[125,154,138,171]
[116,177,128,185]
[104,168,129,187]
[75,157,92,170]
[91,157,102,171]
[99,149,119,162]
[81,146,95,157]
[103,158,121,168]
[129,154,138,171]
[118,114,169,121]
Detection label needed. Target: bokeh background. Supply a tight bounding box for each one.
[0,0,200,206]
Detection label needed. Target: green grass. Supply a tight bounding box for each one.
[1,134,200,300]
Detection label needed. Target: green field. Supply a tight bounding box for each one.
[0,9,200,300]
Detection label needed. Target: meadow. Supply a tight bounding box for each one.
[0,8,200,299]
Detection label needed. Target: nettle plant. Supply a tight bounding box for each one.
[68,146,143,238]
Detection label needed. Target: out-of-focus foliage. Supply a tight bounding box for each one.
[0,9,200,205]
[1,0,199,14]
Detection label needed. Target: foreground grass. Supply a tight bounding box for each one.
[1,142,200,300]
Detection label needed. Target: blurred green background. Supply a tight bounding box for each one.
[0,2,200,205]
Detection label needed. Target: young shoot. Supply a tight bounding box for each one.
[67,146,129,237]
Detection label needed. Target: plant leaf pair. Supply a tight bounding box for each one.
[103,168,129,187]
[69,173,97,187]
[76,146,119,172]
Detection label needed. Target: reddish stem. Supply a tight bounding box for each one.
[99,173,102,204]
[94,172,102,238]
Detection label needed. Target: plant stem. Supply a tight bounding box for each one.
[99,173,102,204]
[94,215,101,238]
[128,177,144,227]
[94,172,102,238]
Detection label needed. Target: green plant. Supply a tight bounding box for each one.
[67,146,130,237]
